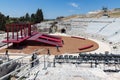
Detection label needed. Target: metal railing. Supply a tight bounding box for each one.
[0,49,46,80]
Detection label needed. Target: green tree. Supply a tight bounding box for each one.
[6,15,10,24]
[35,9,44,23]
[31,13,35,23]
[0,8,44,31]
[0,12,6,31]
[6,15,9,20]
[25,13,30,22]
[19,16,25,22]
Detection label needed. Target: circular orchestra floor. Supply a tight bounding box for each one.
[0,36,99,55]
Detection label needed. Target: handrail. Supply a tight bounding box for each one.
[16,61,42,80]
[0,55,44,80]
[0,49,45,67]
[0,54,31,67]
[0,48,46,80]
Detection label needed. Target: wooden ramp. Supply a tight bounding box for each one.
[27,33,63,47]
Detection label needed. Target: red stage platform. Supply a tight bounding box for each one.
[3,23,63,47]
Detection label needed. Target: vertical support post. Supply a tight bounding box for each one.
[90,61,93,68]
[6,25,9,41]
[28,23,31,36]
[24,24,26,37]
[44,54,46,68]
[6,25,9,48]
[12,24,14,39]
[53,58,56,67]
[20,24,23,38]
[43,54,46,70]
[23,25,24,37]
[16,25,18,41]
[26,24,28,36]
[95,59,97,68]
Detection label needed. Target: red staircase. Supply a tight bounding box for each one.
[27,33,63,47]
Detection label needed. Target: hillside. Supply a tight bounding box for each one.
[62,8,120,20]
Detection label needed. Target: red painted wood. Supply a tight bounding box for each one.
[78,45,93,50]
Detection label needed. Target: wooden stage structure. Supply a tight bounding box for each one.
[3,23,63,47]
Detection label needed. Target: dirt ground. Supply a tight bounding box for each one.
[0,36,99,55]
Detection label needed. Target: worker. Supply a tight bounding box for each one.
[5,50,9,61]
[56,45,60,52]
[47,48,50,55]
